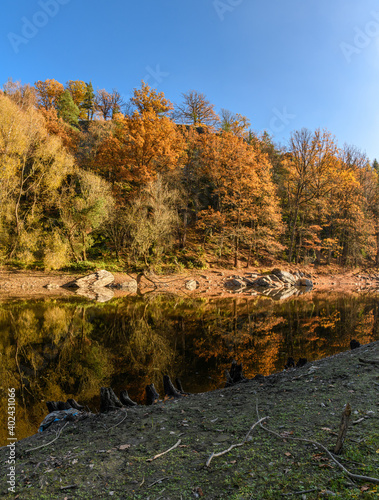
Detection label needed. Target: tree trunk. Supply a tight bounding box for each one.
[288,205,299,263]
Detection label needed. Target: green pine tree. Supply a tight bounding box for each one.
[57,90,80,126]
[83,81,95,120]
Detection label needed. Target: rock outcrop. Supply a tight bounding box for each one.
[75,270,114,289]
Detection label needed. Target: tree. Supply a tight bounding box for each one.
[2,78,37,109]
[174,90,220,128]
[283,128,339,262]
[130,81,173,115]
[121,177,179,266]
[34,79,65,109]
[95,87,185,198]
[0,94,74,260]
[94,88,125,120]
[59,170,114,262]
[196,131,283,266]
[83,82,95,120]
[66,80,87,119]
[220,108,250,138]
[56,90,80,127]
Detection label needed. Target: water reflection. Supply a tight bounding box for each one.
[0,292,378,445]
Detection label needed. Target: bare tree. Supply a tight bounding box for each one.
[95,88,125,120]
[174,90,219,128]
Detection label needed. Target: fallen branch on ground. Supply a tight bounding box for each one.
[27,422,69,453]
[147,477,170,488]
[105,409,128,431]
[256,405,379,485]
[205,416,268,467]
[146,439,181,462]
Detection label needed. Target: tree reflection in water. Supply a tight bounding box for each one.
[0,292,378,444]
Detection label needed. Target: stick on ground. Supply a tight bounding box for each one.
[205,416,268,467]
[146,439,181,462]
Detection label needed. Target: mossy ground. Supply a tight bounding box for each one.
[1,342,378,499]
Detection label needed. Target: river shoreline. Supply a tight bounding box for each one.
[0,265,378,300]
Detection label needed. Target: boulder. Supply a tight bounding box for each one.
[271,268,296,284]
[185,279,198,291]
[295,278,313,288]
[75,270,114,289]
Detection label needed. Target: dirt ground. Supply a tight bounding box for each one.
[0,265,378,300]
[0,340,378,499]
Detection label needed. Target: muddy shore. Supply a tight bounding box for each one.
[1,340,378,499]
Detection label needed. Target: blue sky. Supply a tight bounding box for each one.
[1,0,379,160]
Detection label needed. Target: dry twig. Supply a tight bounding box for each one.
[147,477,170,488]
[105,409,128,431]
[27,422,69,453]
[146,439,181,462]
[205,416,268,467]
[256,405,379,485]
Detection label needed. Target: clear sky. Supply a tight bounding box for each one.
[1,0,379,160]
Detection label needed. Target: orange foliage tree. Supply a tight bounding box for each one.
[196,131,283,266]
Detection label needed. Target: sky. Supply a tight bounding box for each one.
[1,0,379,160]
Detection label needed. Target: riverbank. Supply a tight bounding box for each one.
[0,264,378,300]
[1,340,378,499]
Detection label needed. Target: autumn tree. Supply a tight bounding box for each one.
[59,170,114,262]
[0,94,74,261]
[283,129,340,263]
[95,83,185,198]
[83,81,95,120]
[220,108,250,138]
[34,79,65,110]
[130,80,173,115]
[2,78,37,109]
[94,88,125,120]
[174,90,220,128]
[66,80,87,119]
[196,130,283,266]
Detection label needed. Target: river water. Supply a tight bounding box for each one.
[1,291,378,445]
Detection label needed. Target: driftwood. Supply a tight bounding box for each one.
[163,375,182,399]
[225,360,246,387]
[146,383,160,405]
[334,403,351,455]
[119,390,137,407]
[100,387,123,413]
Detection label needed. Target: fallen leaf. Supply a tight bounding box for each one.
[118,444,130,450]
[284,452,292,457]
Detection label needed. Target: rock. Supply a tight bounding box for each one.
[117,280,138,292]
[44,284,60,290]
[271,269,296,284]
[185,279,198,291]
[224,279,245,290]
[295,278,313,288]
[75,270,114,289]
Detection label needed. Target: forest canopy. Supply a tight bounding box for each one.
[1,77,378,271]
